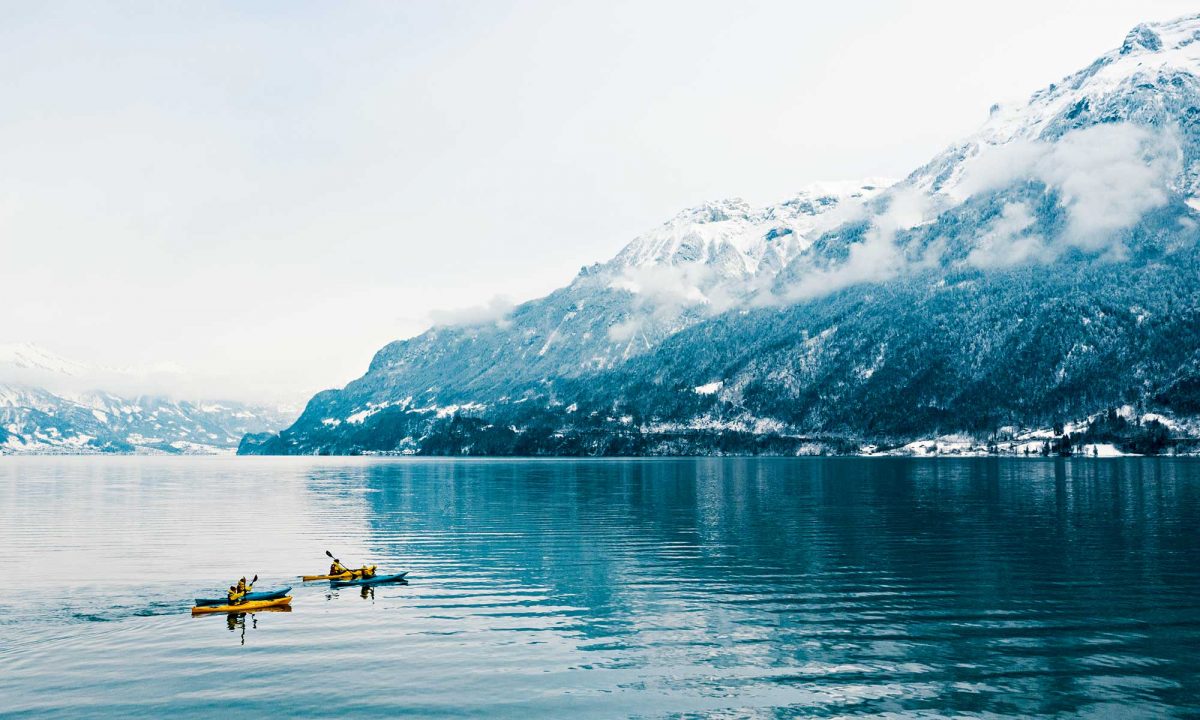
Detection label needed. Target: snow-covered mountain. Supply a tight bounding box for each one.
[0,344,294,454]
[245,14,1200,456]
[0,342,92,378]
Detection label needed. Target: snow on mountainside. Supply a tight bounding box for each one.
[245,14,1200,457]
[599,181,891,345]
[610,181,892,275]
[0,342,90,377]
[0,344,294,454]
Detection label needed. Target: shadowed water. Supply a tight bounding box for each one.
[1,457,1198,718]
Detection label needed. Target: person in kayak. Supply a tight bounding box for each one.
[329,557,376,578]
[227,585,245,605]
[236,577,252,594]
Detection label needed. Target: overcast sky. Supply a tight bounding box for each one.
[2,0,1194,403]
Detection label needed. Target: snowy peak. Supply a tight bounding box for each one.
[668,197,754,225]
[0,342,90,377]
[1121,23,1164,55]
[0,341,197,394]
[974,15,1200,146]
[607,180,892,277]
[899,13,1200,219]
[1119,14,1200,58]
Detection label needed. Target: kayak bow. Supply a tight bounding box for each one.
[194,587,291,606]
[191,596,293,614]
[329,572,409,588]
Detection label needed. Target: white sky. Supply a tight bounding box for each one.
[1,0,1194,404]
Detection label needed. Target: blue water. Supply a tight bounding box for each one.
[1,457,1199,718]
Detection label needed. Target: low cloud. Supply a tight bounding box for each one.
[0,345,280,404]
[606,317,642,342]
[608,264,712,310]
[784,187,930,301]
[957,122,1181,255]
[965,202,1046,268]
[776,123,1179,301]
[428,295,515,328]
[606,262,746,343]
[0,363,188,398]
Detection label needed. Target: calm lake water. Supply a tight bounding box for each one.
[1,457,1199,718]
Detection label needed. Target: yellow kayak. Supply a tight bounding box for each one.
[300,568,375,581]
[191,596,293,614]
[300,572,355,581]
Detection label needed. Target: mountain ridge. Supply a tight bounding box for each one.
[0,344,295,454]
[0,382,295,455]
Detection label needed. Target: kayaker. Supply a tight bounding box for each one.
[236,577,252,594]
[359,565,377,578]
[227,585,245,605]
[329,558,349,575]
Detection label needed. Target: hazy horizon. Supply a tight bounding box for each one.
[3,1,1194,404]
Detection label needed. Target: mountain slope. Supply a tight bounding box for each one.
[245,14,1200,456]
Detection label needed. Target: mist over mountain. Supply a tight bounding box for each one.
[236,15,1200,455]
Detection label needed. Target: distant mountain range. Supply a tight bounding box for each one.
[0,343,293,454]
[229,15,1200,455]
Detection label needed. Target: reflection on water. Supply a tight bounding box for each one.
[1,457,1199,718]
[221,608,293,646]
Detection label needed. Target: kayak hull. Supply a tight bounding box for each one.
[191,596,293,614]
[330,572,409,587]
[194,587,291,606]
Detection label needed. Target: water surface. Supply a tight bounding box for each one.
[1,457,1198,718]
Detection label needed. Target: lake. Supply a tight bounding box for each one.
[1,457,1198,718]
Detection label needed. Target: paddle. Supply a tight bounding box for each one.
[325,550,357,576]
[228,574,258,606]
[326,550,373,578]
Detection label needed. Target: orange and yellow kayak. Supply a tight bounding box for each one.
[191,596,293,614]
[300,572,355,581]
[300,567,375,581]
